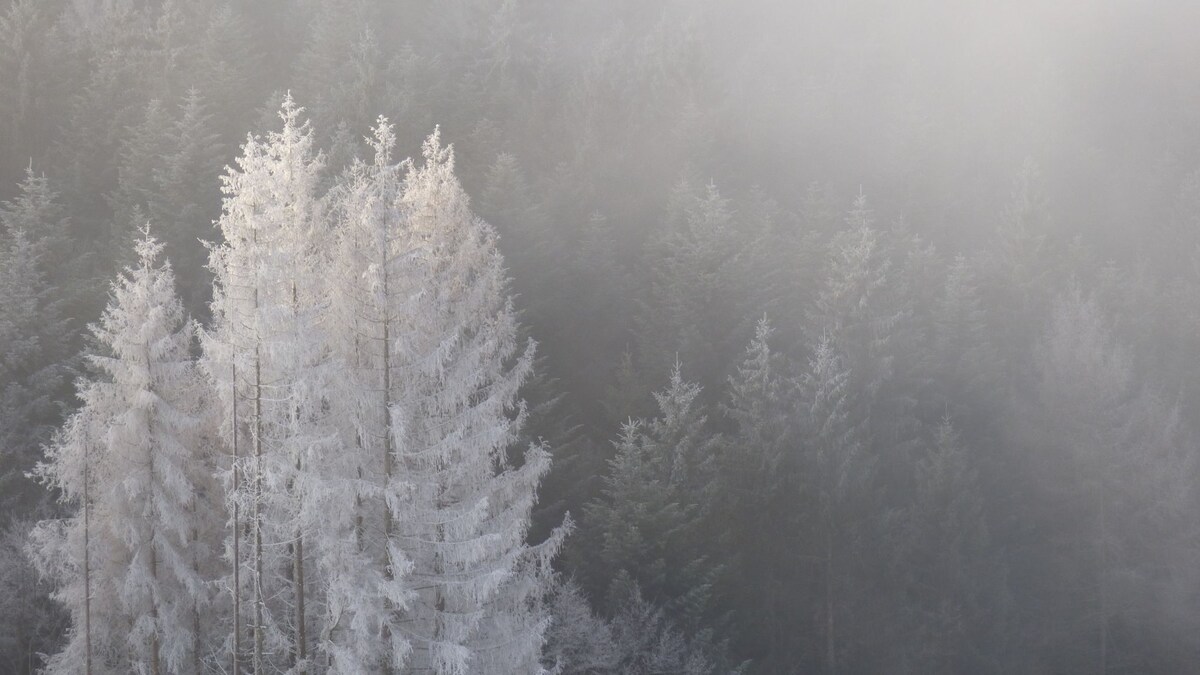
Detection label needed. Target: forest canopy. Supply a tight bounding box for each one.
[3,1,1200,673]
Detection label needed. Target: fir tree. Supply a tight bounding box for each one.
[30,229,217,675]
[890,418,1004,674]
[390,128,565,674]
[932,255,1000,422]
[478,152,551,261]
[642,179,743,390]
[583,363,722,634]
[810,190,900,402]
[718,317,799,668]
[0,0,69,187]
[605,574,725,675]
[1029,287,1190,673]
[200,95,333,673]
[1,165,71,269]
[108,90,224,313]
[980,158,1059,389]
[797,333,866,675]
[293,0,382,145]
[322,117,414,673]
[0,173,73,518]
[110,99,173,250]
[542,578,618,674]
[190,2,258,142]
[153,89,225,314]
[0,518,65,673]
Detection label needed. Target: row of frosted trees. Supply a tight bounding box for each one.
[28,98,565,675]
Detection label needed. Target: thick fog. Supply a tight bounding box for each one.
[3,1,1200,673]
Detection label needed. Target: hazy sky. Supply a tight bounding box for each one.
[666,0,1200,256]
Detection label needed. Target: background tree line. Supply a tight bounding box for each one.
[4,0,1200,673]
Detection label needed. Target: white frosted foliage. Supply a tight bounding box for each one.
[321,118,415,673]
[200,94,336,673]
[388,129,566,675]
[30,229,216,674]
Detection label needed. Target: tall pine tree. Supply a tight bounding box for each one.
[200,95,334,673]
[389,128,565,674]
[322,117,414,673]
[30,229,218,675]
[0,168,73,519]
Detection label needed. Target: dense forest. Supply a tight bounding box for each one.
[3,0,1200,673]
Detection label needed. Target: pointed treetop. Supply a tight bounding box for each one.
[421,125,454,170]
[654,359,702,431]
[723,313,782,435]
[729,315,775,396]
[368,115,395,167]
[808,329,849,387]
[1,162,69,248]
[272,91,319,157]
[753,313,773,346]
[279,90,302,124]
[845,187,874,231]
[132,223,166,272]
[934,414,959,450]
[744,314,775,387]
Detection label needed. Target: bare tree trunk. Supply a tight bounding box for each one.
[146,346,161,675]
[1098,481,1108,675]
[826,525,836,675]
[354,460,364,552]
[151,542,160,675]
[232,363,241,675]
[149,519,160,675]
[192,524,202,675]
[83,436,92,675]
[290,280,308,672]
[432,486,448,668]
[294,470,307,671]
[253,348,264,673]
[382,286,393,546]
[381,293,394,675]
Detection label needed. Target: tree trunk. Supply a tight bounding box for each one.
[253,348,264,673]
[83,435,92,675]
[146,346,161,675]
[192,524,202,675]
[381,263,395,675]
[1097,480,1108,675]
[295,488,307,671]
[433,485,448,668]
[232,363,241,675]
[382,314,393,546]
[826,524,836,675]
[290,279,308,672]
[150,528,160,675]
[355,460,364,552]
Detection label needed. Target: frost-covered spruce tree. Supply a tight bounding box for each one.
[889,417,1000,674]
[797,333,866,675]
[30,229,217,675]
[392,129,565,675]
[718,317,800,670]
[583,363,722,635]
[29,410,103,675]
[809,190,901,402]
[643,178,743,389]
[1031,286,1193,674]
[0,167,73,517]
[722,317,788,474]
[321,118,413,673]
[543,578,618,673]
[200,95,334,673]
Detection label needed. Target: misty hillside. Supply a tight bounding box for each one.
[3,1,1200,673]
